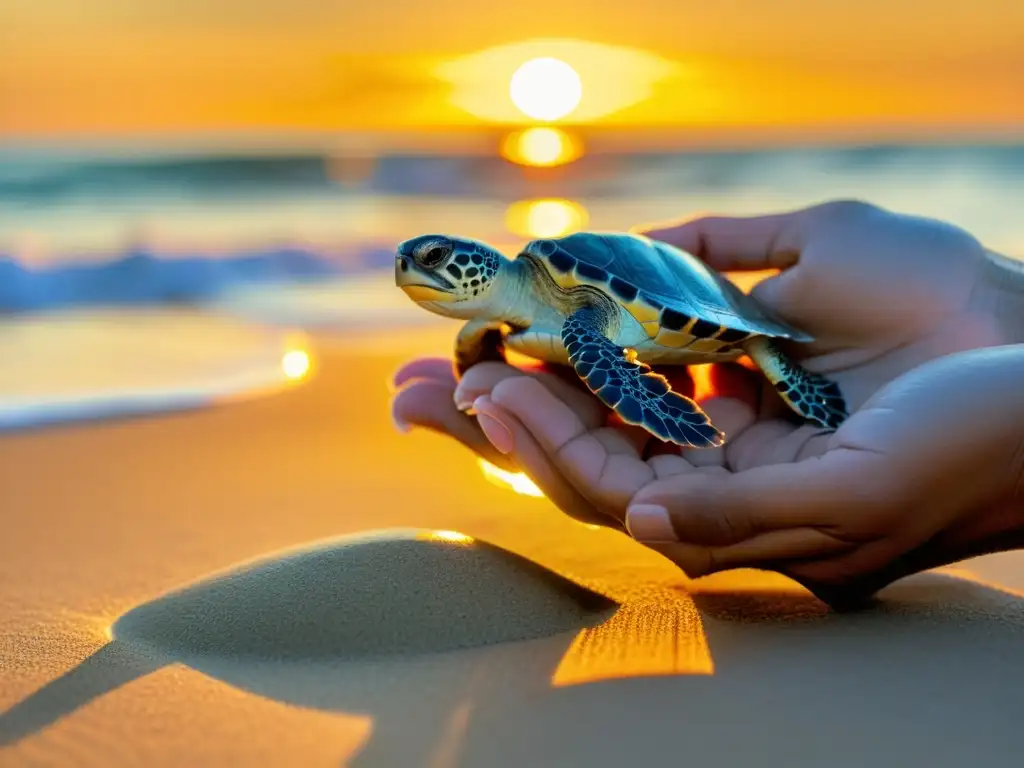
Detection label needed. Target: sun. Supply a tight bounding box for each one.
[509,57,583,121]
[281,349,311,380]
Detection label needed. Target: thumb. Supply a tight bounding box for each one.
[624,452,899,577]
[746,268,806,324]
[626,449,896,548]
[635,210,807,273]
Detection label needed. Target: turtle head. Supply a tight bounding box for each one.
[395,234,506,318]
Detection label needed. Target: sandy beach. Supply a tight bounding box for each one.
[3,325,1024,767]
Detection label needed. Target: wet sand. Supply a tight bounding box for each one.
[2,326,1024,767]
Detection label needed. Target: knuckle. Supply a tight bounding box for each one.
[813,198,879,222]
[490,372,541,405]
[676,478,755,544]
[457,363,504,390]
[656,543,716,579]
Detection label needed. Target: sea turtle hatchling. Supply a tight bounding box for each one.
[395,231,848,449]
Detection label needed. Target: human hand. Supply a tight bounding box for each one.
[394,200,1008,479]
[390,356,698,529]
[636,199,1007,414]
[389,200,1023,604]
[466,344,1024,607]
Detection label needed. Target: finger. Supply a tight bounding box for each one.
[390,379,518,471]
[648,528,857,578]
[721,419,796,472]
[725,421,835,472]
[782,533,929,590]
[648,453,698,480]
[635,210,810,273]
[472,396,620,528]
[641,541,715,580]
[584,428,665,520]
[602,419,656,456]
[680,395,758,468]
[776,513,1024,610]
[533,360,589,389]
[454,361,606,424]
[679,362,761,467]
[627,448,895,546]
[391,357,455,390]
[485,377,657,516]
[452,361,527,410]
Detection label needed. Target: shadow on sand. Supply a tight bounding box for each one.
[4,532,1024,767]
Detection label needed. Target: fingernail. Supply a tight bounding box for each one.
[625,504,676,542]
[474,397,514,454]
[390,412,412,434]
[454,385,479,412]
[388,369,409,393]
[455,394,479,415]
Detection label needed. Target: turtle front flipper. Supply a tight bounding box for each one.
[743,336,848,429]
[454,319,507,378]
[561,307,724,449]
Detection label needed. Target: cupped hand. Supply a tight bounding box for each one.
[467,344,1024,607]
[622,200,1012,478]
[639,199,1005,414]
[389,199,1021,605]
[390,356,698,529]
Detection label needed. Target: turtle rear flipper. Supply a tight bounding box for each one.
[743,336,848,429]
[561,307,724,449]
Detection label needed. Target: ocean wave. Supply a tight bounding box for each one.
[3,144,1021,202]
[0,309,313,432]
[0,246,399,313]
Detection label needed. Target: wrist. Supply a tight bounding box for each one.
[970,249,1024,345]
[809,500,1024,611]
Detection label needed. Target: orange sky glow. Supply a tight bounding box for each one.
[3,1,1023,146]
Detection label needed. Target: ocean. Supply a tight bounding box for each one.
[3,142,1022,263]
[1,141,1021,428]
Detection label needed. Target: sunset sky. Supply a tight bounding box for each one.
[3,1,1023,145]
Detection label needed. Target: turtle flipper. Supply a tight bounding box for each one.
[743,336,848,429]
[454,319,507,378]
[561,307,724,449]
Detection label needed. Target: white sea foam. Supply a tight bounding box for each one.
[0,308,313,432]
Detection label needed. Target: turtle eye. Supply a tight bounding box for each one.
[417,243,451,268]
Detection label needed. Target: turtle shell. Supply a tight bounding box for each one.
[521,232,811,343]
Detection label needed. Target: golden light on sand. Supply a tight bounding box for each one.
[281,349,311,380]
[552,597,715,685]
[500,127,582,167]
[437,39,680,124]
[422,530,475,544]
[506,199,589,239]
[478,458,545,498]
[509,57,582,121]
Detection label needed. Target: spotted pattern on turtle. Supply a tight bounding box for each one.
[446,244,501,298]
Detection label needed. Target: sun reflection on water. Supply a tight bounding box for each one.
[281,348,311,380]
[500,126,582,167]
[506,198,589,239]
